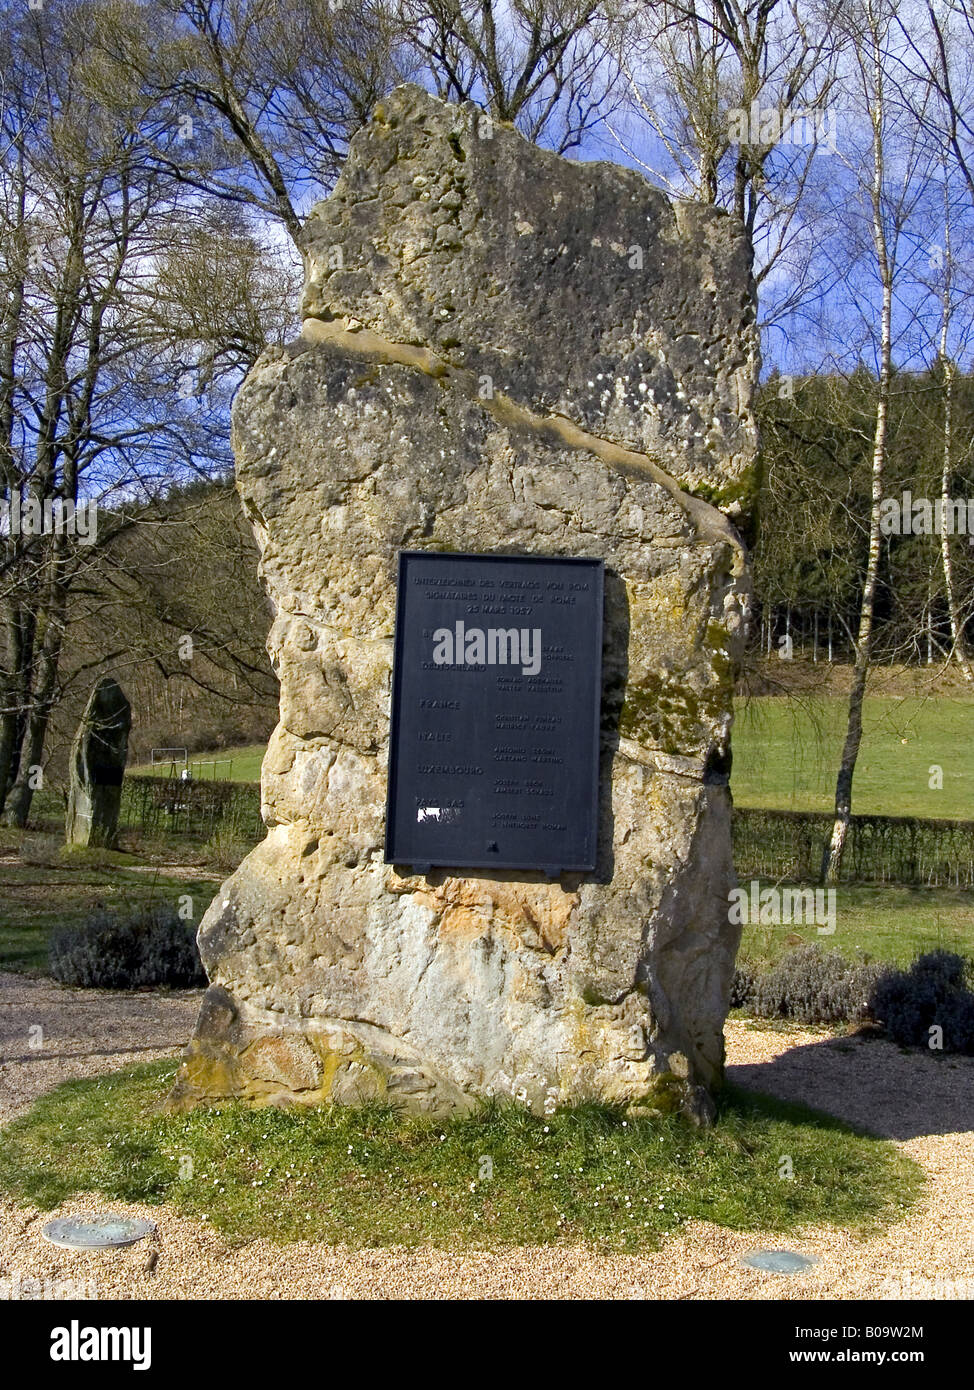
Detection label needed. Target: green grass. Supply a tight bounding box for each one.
[0,1060,923,1251]
[734,694,974,819]
[0,847,219,973]
[129,744,265,783]
[737,882,974,972]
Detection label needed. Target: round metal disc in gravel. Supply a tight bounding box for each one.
[42,1214,156,1250]
[741,1248,819,1275]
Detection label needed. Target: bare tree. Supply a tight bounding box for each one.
[94,0,412,247]
[0,0,292,824]
[608,0,846,323]
[891,3,974,680]
[397,0,622,151]
[0,0,170,823]
[933,163,974,681]
[896,1,974,207]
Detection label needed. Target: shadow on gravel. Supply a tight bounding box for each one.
[728,1029,974,1141]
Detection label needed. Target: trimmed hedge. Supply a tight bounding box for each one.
[733,807,974,887]
[109,779,974,889]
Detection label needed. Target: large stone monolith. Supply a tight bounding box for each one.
[172,85,757,1122]
[65,677,131,849]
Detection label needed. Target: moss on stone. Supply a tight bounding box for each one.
[170,1049,243,1107]
[689,460,761,519]
[619,618,736,754]
[580,983,613,1007]
[645,1070,686,1113]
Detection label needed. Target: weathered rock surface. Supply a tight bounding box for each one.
[173,84,756,1121]
[65,677,131,849]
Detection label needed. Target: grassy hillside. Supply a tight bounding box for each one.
[734,694,974,820]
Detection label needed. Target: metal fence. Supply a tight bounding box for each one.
[119,775,263,841]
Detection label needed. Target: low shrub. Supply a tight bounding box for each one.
[49,906,207,989]
[730,965,754,1010]
[733,945,882,1025]
[869,951,974,1054]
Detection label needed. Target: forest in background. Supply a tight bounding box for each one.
[5,0,974,875]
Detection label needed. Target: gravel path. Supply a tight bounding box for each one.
[0,971,202,1121]
[1,972,971,1300]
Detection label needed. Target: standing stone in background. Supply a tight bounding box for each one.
[173,84,757,1123]
[65,678,131,849]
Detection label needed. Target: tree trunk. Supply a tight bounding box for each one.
[824,32,891,883]
[824,410,888,880]
[0,603,27,808]
[933,122,973,679]
[938,350,972,679]
[3,595,63,828]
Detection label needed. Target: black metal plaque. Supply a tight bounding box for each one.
[385,551,603,875]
